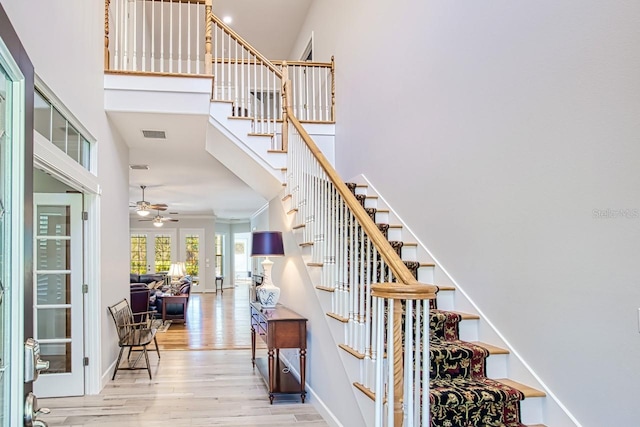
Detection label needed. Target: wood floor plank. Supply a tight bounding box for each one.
[39,286,328,426]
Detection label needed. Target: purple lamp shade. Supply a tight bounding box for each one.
[251,231,284,257]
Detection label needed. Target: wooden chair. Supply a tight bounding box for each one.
[108,298,161,380]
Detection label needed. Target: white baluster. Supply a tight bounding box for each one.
[422,300,429,427]
[142,0,146,71]
[405,299,414,426]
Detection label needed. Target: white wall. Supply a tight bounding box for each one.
[1,0,132,385]
[291,1,640,426]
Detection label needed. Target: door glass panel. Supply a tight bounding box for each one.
[35,273,70,305]
[36,205,70,236]
[36,239,70,270]
[37,308,71,339]
[39,343,71,374]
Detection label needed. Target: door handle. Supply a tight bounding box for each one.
[24,338,49,383]
[24,392,50,427]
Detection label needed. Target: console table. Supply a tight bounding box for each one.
[250,302,307,403]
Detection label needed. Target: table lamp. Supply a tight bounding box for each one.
[251,231,284,308]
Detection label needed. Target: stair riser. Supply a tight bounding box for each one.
[374,211,389,224]
[387,227,403,242]
[485,353,509,379]
[435,290,455,311]
[417,265,434,283]
[458,319,479,342]
[520,396,544,425]
[401,245,417,262]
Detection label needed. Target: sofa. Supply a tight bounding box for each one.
[130,273,166,285]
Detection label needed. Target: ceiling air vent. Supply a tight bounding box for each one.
[141,129,166,139]
[129,164,149,170]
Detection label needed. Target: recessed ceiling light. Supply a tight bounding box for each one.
[223,16,232,24]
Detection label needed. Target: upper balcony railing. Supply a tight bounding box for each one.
[104,0,335,127]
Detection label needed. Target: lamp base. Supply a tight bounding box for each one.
[257,283,280,308]
[257,257,280,308]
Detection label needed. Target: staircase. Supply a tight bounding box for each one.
[282,173,549,426]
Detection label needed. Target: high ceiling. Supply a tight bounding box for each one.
[125,0,312,220]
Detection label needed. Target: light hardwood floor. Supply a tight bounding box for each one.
[40,285,329,426]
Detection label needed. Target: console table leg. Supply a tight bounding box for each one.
[268,348,275,403]
[251,327,256,368]
[300,348,306,403]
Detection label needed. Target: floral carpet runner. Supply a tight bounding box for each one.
[429,310,525,427]
[346,183,526,427]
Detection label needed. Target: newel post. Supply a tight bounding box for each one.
[205,0,213,75]
[281,62,289,151]
[104,0,111,70]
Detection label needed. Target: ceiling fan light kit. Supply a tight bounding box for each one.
[137,208,151,217]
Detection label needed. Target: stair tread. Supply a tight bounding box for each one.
[420,262,436,267]
[437,284,455,291]
[307,262,323,267]
[247,132,274,137]
[287,208,298,214]
[450,310,480,320]
[292,223,305,230]
[212,99,234,104]
[228,115,254,120]
[281,194,292,202]
[268,149,287,153]
[338,343,365,359]
[299,242,313,247]
[495,378,546,398]
[471,341,509,355]
[326,312,348,323]
[315,285,334,293]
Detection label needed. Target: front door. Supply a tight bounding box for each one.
[33,193,83,397]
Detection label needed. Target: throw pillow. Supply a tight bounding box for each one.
[147,281,157,290]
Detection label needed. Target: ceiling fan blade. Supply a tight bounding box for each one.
[138,219,152,222]
[149,204,167,211]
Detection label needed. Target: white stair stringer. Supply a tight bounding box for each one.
[206,101,283,200]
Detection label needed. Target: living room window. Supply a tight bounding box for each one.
[184,235,199,276]
[130,234,147,274]
[154,235,171,272]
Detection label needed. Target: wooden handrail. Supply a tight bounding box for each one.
[286,109,437,298]
[210,14,282,79]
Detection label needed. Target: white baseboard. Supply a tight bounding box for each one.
[100,359,117,392]
[279,352,344,427]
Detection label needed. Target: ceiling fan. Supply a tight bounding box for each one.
[130,185,168,217]
[138,209,179,228]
